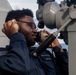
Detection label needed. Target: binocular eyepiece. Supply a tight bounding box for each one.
[35,31,49,43]
[35,32,41,42]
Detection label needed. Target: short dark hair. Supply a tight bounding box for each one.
[5,8,33,22]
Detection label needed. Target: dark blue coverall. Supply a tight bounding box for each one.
[0,33,68,75]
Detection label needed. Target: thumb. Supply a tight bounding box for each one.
[2,28,5,33]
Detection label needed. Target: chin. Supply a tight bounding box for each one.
[30,42,35,46]
[26,38,34,46]
[28,41,35,46]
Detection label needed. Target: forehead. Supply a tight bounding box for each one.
[19,16,34,22]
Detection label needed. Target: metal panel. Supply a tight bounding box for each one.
[0,37,9,47]
[0,0,12,47]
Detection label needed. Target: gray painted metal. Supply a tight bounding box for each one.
[0,0,12,47]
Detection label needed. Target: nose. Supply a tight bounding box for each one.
[34,28,37,33]
[31,28,37,33]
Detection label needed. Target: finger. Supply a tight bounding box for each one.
[3,23,8,30]
[7,21,12,27]
[43,30,51,35]
[12,20,17,25]
[12,19,18,27]
[40,30,43,32]
[12,19,17,25]
[11,19,19,32]
[2,28,6,33]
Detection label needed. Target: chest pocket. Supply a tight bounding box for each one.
[38,50,55,68]
[40,54,52,61]
[38,50,56,75]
